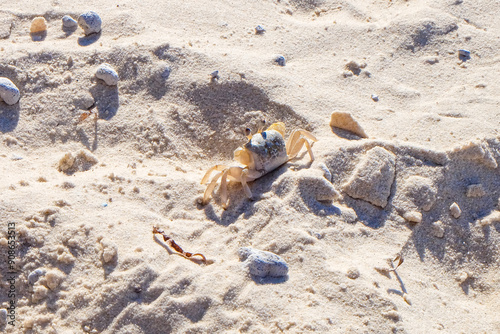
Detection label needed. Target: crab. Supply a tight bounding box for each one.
[201,121,317,207]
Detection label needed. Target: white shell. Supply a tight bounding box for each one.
[78,11,102,35]
[96,64,119,86]
[0,77,20,105]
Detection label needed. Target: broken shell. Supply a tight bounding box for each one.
[0,77,20,105]
[62,15,78,29]
[78,11,102,35]
[30,17,47,33]
[95,64,119,86]
[330,111,368,138]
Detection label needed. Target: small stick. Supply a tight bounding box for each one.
[392,254,404,271]
[78,103,97,123]
[153,226,206,263]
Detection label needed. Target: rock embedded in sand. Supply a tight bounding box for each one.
[478,211,500,226]
[466,184,486,198]
[62,15,78,29]
[343,147,396,208]
[238,247,288,278]
[0,77,20,105]
[96,64,119,86]
[45,269,65,290]
[30,17,47,33]
[78,11,102,35]
[329,111,368,138]
[450,202,461,218]
[431,221,445,238]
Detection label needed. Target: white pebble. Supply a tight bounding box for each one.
[371,94,379,102]
[0,309,7,326]
[403,211,422,224]
[78,11,102,35]
[0,77,20,105]
[28,268,46,285]
[255,25,266,34]
[238,247,288,278]
[96,64,119,85]
[62,15,78,28]
[450,202,462,218]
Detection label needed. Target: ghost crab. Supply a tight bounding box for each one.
[201,120,317,207]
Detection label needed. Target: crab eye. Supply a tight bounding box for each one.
[244,128,251,136]
[258,119,266,133]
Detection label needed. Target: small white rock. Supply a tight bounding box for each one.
[28,268,46,285]
[0,309,7,326]
[62,15,78,29]
[403,211,422,224]
[450,202,462,218]
[238,247,288,278]
[371,94,379,102]
[78,11,102,35]
[96,64,119,86]
[0,77,20,105]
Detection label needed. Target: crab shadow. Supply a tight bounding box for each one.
[0,102,20,132]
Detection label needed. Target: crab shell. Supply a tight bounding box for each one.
[233,124,288,181]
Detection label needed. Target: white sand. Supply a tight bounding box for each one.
[1,1,499,333]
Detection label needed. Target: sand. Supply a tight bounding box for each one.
[0,1,499,333]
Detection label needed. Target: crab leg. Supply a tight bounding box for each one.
[201,165,228,184]
[288,138,315,161]
[286,129,301,156]
[203,171,224,204]
[240,169,252,199]
[220,168,230,208]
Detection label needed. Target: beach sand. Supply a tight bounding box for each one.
[1,1,499,333]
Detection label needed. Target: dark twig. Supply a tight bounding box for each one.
[152,226,207,263]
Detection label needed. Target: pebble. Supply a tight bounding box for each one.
[403,211,422,224]
[62,15,78,29]
[371,94,379,102]
[255,25,266,34]
[0,77,20,105]
[450,202,462,218]
[238,247,288,278]
[346,267,360,279]
[210,70,220,81]
[96,64,119,85]
[30,17,47,33]
[458,49,470,59]
[275,55,286,66]
[431,221,445,238]
[0,309,7,326]
[78,11,102,35]
[28,268,46,285]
